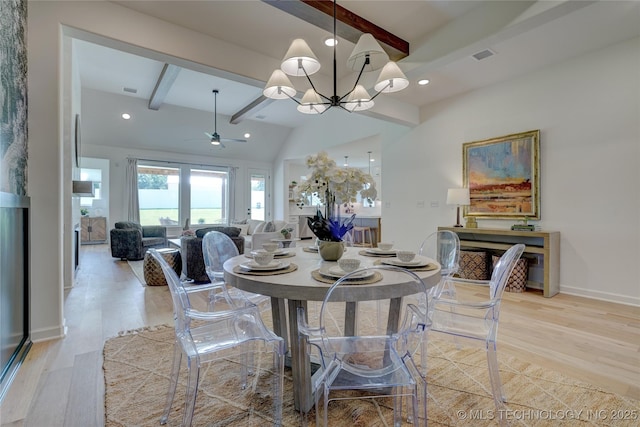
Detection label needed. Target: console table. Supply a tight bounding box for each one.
[438,227,560,297]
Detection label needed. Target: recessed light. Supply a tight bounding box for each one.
[418,79,430,86]
[121,113,131,120]
[244,133,251,139]
[324,37,338,47]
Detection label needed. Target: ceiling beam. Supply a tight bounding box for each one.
[262,0,409,61]
[148,63,181,110]
[230,95,275,124]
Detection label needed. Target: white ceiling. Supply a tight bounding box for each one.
[75,0,640,167]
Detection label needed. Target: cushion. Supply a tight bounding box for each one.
[231,218,247,225]
[247,219,264,235]
[115,221,142,232]
[195,226,241,238]
[263,221,276,232]
[236,223,250,236]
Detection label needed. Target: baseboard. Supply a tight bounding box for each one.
[30,325,66,342]
[559,285,640,307]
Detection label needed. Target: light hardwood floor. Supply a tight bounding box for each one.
[1,244,638,426]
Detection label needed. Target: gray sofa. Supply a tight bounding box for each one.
[110,221,167,260]
[180,226,244,283]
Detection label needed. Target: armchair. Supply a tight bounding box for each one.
[110,221,167,260]
[181,226,244,282]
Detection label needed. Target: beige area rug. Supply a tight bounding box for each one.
[103,325,639,426]
[127,260,146,286]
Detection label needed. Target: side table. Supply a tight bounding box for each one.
[143,248,182,286]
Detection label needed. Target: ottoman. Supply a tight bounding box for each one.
[143,248,182,286]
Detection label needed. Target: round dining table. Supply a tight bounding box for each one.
[223,245,441,413]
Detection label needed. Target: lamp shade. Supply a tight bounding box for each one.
[446,188,470,205]
[281,39,321,76]
[297,89,327,114]
[374,61,409,93]
[347,33,389,71]
[343,85,374,112]
[263,69,297,99]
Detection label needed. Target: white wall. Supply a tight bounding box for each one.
[383,37,640,305]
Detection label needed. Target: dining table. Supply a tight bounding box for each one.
[223,244,441,413]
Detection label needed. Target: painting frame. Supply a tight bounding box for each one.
[463,130,540,220]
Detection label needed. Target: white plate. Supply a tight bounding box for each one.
[365,248,397,255]
[250,249,289,257]
[239,260,290,271]
[380,256,429,267]
[306,246,319,252]
[320,266,375,279]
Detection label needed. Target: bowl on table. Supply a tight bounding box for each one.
[377,242,394,251]
[262,242,279,253]
[338,258,361,273]
[253,250,275,266]
[396,250,416,263]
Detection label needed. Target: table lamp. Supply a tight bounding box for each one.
[447,188,470,227]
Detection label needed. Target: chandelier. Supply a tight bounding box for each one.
[263,0,409,114]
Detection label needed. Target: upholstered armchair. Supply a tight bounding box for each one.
[180,226,244,283]
[110,221,167,260]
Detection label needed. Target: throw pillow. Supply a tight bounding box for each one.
[247,219,264,235]
[263,221,276,232]
[231,218,247,225]
[236,224,250,236]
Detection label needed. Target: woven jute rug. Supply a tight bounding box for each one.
[103,325,639,426]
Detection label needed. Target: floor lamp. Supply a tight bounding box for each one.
[447,188,470,227]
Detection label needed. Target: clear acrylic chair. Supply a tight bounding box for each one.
[418,230,460,300]
[149,248,285,427]
[202,230,271,311]
[430,243,525,426]
[298,265,430,426]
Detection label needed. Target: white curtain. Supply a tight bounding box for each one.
[228,166,237,222]
[125,158,140,223]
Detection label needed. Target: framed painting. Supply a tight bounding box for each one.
[463,130,540,220]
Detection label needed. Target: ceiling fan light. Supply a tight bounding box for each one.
[347,33,388,72]
[297,89,327,114]
[281,39,321,76]
[211,139,220,146]
[344,85,374,112]
[263,70,296,99]
[374,61,409,93]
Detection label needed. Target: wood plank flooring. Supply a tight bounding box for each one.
[1,244,638,425]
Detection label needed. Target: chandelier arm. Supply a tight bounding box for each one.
[368,80,391,102]
[300,64,332,103]
[338,55,370,103]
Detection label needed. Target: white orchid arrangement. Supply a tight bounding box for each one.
[293,151,377,241]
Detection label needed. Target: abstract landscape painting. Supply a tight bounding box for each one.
[463,130,540,220]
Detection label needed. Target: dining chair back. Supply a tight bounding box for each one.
[430,243,525,426]
[418,230,460,299]
[149,248,285,427]
[298,265,430,426]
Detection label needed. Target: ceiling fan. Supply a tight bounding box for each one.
[205,89,247,146]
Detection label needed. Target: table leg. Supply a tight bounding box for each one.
[270,297,288,350]
[287,299,313,413]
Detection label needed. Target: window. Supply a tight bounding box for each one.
[137,163,230,227]
[137,165,180,226]
[190,168,228,225]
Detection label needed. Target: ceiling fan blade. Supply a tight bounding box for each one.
[220,137,247,143]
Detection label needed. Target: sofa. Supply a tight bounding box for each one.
[110,221,167,260]
[234,219,296,251]
[181,226,244,283]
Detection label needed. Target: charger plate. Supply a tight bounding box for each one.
[373,259,438,271]
[358,250,395,258]
[311,269,383,284]
[233,263,298,276]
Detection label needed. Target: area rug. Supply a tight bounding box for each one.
[127,260,146,286]
[103,325,640,426]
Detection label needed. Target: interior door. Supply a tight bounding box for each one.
[248,169,269,221]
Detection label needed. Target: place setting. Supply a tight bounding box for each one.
[311,258,383,284]
[234,250,298,276]
[359,242,398,258]
[373,250,438,271]
[245,242,295,259]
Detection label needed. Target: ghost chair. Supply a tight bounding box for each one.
[298,265,430,426]
[149,249,285,427]
[430,243,525,427]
